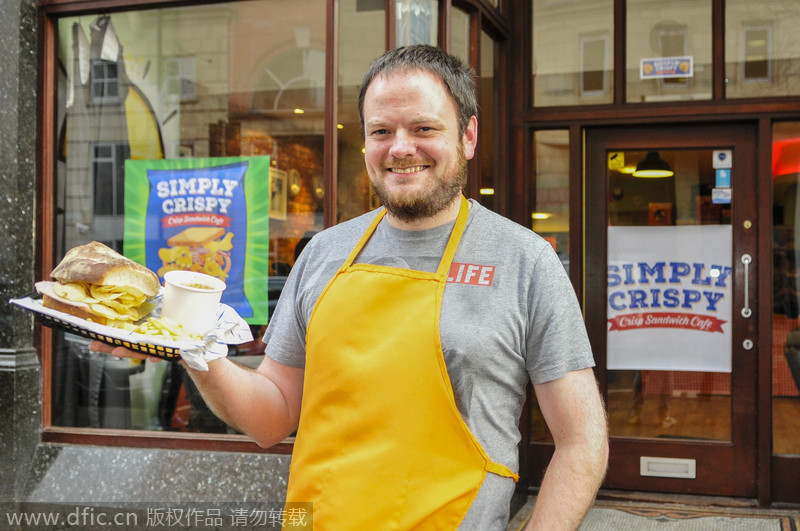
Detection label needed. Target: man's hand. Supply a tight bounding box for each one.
[89,341,162,362]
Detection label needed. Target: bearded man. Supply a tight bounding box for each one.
[92,44,608,530]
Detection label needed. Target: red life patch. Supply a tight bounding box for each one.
[447,262,495,286]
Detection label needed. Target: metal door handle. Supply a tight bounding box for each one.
[741,254,752,318]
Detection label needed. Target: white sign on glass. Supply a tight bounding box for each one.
[607,225,732,372]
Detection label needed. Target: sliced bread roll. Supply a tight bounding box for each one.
[50,241,160,297]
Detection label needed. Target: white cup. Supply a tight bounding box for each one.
[161,270,226,337]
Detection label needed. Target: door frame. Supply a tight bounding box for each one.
[584,122,759,497]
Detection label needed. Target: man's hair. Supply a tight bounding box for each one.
[358,44,478,139]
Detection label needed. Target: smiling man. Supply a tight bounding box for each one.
[91,44,608,530]
[360,53,475,228]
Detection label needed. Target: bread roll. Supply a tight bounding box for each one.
[50,241,160,297]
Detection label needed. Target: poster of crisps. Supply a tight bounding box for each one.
[123,156,271,324]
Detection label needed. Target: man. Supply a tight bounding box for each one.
[92,44,607,530]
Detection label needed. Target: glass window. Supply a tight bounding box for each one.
[772,121,800,456]
[53,0,326,433]
[477,30,497,211]
[337,0,386,222]
[396,0,438,47]
[725,0,800,99]
[450,6,470,65]
[529,129,570,443]
[532,0,613,107]
[626,0,712,103]
[531,130,569,271]
[606,149,732,440]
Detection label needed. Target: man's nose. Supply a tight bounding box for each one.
[388,130,416,158]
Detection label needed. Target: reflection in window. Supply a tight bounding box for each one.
[92,142,129,251]
[54,1,326,434]
[91,60,120,101]
[580,33,609,96]
[396,0,437,46]
[478,30,496,211]
[772,121,800,456]
[532,0,613,106]
[529,129,570,444]
[726,0,799,99]
[531,130,569,270]
[337,0,385,222]
[743,26,771,81]
[626,0,711,103]
[450,6,470,65]
[251,47,326,113]
[165,57,197,101]
[657,24,689,88]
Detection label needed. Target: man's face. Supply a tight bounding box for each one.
[362,69,477,223]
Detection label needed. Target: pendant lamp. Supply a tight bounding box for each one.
[633,151,674,178]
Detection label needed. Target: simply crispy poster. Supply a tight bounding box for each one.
[607,225,733,372]
[123,156,271,323]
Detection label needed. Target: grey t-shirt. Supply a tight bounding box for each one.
[263,200,595,530]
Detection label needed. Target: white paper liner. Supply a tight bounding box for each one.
[9,292,253,371]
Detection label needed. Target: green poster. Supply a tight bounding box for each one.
[124,156,271,324]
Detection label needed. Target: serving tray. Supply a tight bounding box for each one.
[10,293,252,363]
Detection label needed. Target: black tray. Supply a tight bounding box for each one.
[34,309,182,361]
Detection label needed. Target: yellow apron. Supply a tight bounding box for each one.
[285,197,517,530]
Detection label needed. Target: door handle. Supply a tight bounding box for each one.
[741,254,752,318]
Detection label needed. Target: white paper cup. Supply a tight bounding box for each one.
[161,270,226,337]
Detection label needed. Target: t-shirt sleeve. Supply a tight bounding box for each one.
[525,243,595,384]
[261,251,314,369]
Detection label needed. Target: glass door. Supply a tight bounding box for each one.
[585,124,758,496]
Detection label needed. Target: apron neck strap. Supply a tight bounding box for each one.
[342,195,470,273]
[436,195,469,276]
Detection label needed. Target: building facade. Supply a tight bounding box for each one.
[3,0,800,513]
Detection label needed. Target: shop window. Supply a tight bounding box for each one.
[626,0,712,103]
[450,6,470,65]
[772,121,800,456]
[528,129,571,445]
[396,0,437,46]
[478,29,498,211]
[337,0,386,222]
[52,1,327,437]
[725,0,799,99]
[657,25,689,89]
[532,0,614,107]
[531,130,570,271]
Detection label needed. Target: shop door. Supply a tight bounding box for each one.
[585,124,758,497]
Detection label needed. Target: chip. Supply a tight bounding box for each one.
[132,315,200,341]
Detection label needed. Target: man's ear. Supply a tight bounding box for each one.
[463,115,478,160]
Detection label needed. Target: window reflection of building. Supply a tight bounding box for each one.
[54,1,330,433]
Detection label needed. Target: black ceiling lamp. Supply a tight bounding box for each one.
[633,151,674,178]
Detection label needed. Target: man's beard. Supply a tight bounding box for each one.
[371,147,468,224]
